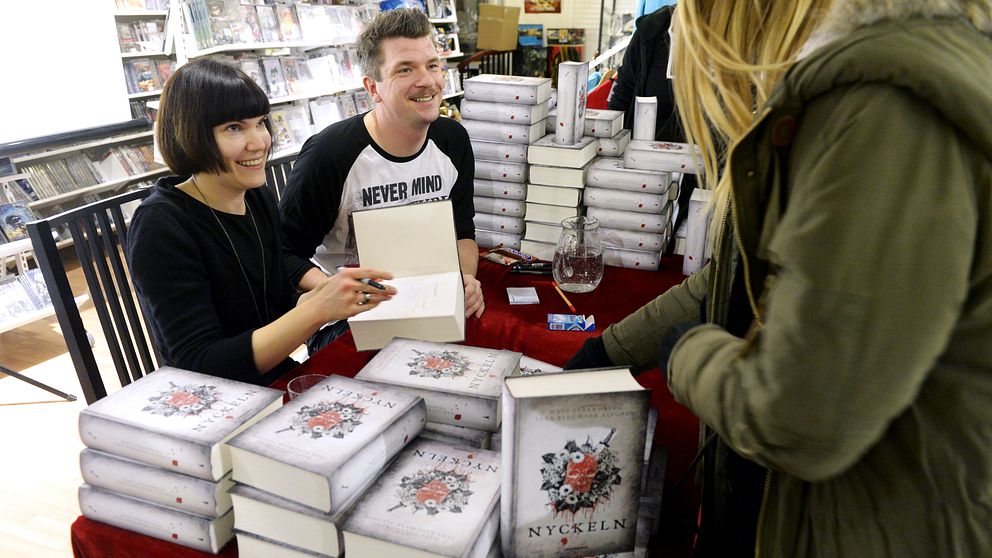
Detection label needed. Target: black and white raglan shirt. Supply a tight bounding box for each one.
[279,114,476,284]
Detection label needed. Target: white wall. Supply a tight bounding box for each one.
[0,1,132,144]
[502,0,636,61]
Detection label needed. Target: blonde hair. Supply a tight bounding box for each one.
[672,1,828,235]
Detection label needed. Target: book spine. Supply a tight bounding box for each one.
[383,384,499,431]
[471,141,529,163]
[587,205,671,234]
[463,119,543,145]
[473,179,527,200]
[461,100,546,124]
[584,113,623,138]
[633,96,658,141]
[623,147,701,174]
[474,212,525,234]
[329,402,426,511]
[473,196,526,217]
[604,247,661,270]
[500,386,520,557]
[555,62,588,145]
[475,229,522,251]
[587,166,671,194]
[475,160,528,183]
[683,189,714,275]
[79,412,216,481]
[584,187,668,215]
[597,131,631,157]
[78,484,233,553]
[80,449,230,518]
[463,82,545,105]
[600,227,667,252]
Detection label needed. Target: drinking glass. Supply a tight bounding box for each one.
[287,374,327,399]
[553,216,604,293]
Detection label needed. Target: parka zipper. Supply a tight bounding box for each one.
[730,189,764,326]
[709,197,733,321]
[754,469,773,558]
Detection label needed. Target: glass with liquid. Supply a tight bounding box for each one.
[553,216,604,293]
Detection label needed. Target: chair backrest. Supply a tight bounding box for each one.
[264,155,296,201]
[26,188,156,404]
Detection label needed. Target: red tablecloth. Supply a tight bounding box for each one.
[71,258,698,558]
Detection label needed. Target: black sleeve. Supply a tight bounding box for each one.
[436,118,476,240]
[608,27,642,114]
[127,203,262,381]
[278,126,349,285]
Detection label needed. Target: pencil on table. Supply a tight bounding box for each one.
[552,282,577,313]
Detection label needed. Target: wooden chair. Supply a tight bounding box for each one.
[26,188,156,404]
[264,154,296,201]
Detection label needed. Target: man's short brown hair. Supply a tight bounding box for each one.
[156,59,272,176]
[355,8,435,81]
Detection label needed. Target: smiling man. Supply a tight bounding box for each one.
[279,8,482,353]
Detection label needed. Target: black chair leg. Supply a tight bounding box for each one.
[0,364,78,402]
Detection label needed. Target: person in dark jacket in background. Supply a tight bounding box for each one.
[127,60,395,385]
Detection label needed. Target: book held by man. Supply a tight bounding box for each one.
[77,367,283,481]
[501,367,650,557]
[227,374,426,512]
[348,201,465,351]
[356,338,522,431]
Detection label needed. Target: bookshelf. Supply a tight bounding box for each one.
[114,1,175,120]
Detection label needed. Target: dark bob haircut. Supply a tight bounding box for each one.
[156,59,272,176]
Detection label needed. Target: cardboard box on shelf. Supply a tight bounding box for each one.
[477,4,521,51]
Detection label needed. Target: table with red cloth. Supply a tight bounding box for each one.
[71,257,700,558]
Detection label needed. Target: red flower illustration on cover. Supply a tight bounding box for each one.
[540,429,621,516]
[407,349,470,379]
[390,468,474,515]
[143,383,219,417]
[281,400,365,439]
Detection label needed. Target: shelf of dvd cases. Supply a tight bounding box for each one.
[27,169,167,210]
[127,90,163,100]
[12,132,154,165]
[268,80,364,107]
[183,39,354,60]
[121,51,170,59]
[115,10,168,17]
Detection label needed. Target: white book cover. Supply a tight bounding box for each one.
[227,374,426,512]
[632,96,658,141]
[529,161,591,189]
[356,338,521,431]
[78,484,235,554]
[475,159,528,183]
[342,439,502,558]
[583,109,625,139]
[597,129,631,157]
[463,74,553,105]
[519,239,556,261]
[236,531,329,558]
[78,367,283,481]
[461,99,550,124]
[501,368,650,558]
[474,196,526,218]
[555,62,588,146]
[623,140,702,174]
[523,221,562,244]
[587,157,672,194]
[230,482,358,557]
[519,355,563,376]
[475,229,522,251]
[471,140,529,163]
[527,135,599,169]
[683,187,714,276]
[526,184,582,207]
[474,212,525,234]
[349,201,465,351]
[587,205,672,235]
[605,247,662,271]
[584,187,668,215]
[79,449,234,518]
[463,119,547,145]
[524,202,581,226]
[604,227,669,259]
[473,179,527,200]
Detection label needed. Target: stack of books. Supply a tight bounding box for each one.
[460,74,553,251]
[76,367,283,553]
[226,374,426,557]
[584,156,680,271]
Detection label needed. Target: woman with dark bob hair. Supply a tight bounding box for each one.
[127,59,395,384]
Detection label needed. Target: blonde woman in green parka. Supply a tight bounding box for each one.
[565,1,992,556]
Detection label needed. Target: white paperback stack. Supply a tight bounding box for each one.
[521,62,598,261]
[76,367,283,554]
[461,74,553,251]
[226,374,426,558]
